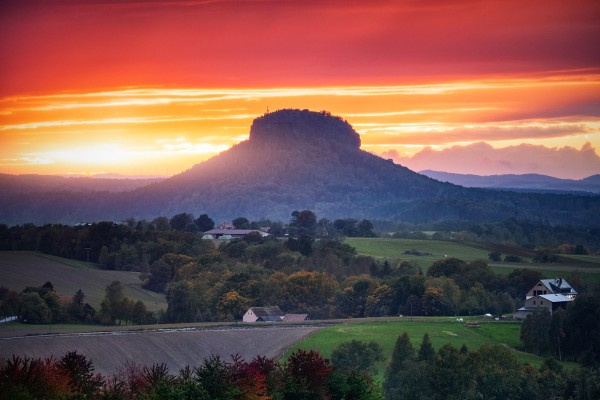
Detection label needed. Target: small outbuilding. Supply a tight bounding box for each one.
[243,306,285,323]
[243,307,309,323]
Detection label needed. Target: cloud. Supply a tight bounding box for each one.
[380,142,600,179]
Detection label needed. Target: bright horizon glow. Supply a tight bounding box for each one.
[1,0,599,179]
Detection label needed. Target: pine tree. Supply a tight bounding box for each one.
[418,333,435,364]
[384,332,414,400]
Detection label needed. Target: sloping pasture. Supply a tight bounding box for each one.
[344,237,491,271]
[0,251,166,309]
[345,238,600,283]
[0,325,320,376]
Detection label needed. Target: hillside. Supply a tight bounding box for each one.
[1,109,600,225]
[0,252,166,309]
[421,170,600,194]
[0,173,163,194]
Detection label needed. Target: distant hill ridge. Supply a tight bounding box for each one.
[420,170,600,194]
[1,109,599,226]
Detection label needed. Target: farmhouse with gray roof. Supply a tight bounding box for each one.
[202,221,270,240]
[515,277,577,319]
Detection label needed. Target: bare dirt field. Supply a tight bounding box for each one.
[0,325,321,375]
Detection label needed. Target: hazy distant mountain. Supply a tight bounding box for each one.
[1,109,599,226]
[420,170,600,194]
[0,174,164,194]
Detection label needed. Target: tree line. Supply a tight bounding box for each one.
[520,292,600,367]
[2,337,599,400]
[1,211,597,325]
[0,210,587,323]
[1,281,151,326]
[384,332,599,400]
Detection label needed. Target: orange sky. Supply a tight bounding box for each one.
[1,0,599,178]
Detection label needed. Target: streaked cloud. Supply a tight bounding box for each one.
[1,73,599,176]
[381,142,600,180]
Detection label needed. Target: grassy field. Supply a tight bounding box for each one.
[344,237,490,271]
[344,237,600,283]
[0,251,167,309]
[284,318,566,381]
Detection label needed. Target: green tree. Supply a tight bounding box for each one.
[431,344,471,400]
[421,287,444,316]
[18,292,51,323]
[488,251,502,262]
[195,213,215,232]
[170,213,195,231]
[466,344,522,400]
[232,217,251,229]
[521,309,552,356]
[67,289,86,322]
[133,300,147,325]
[151,216,171,231]
[384,332,414,399]
[59,351,104,397]
[418,333,435,364]
[330,340,383,373]
[73,289,85,305]
[563,292,600,365]
[98,281,125,324]
[166,281,197,323]
[290,210,318,236]
[357,219,377,237]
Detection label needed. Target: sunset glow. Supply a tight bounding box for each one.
[1,0,599,178]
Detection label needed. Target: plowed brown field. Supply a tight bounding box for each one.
[0,326,321,375]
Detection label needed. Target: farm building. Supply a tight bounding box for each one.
[203,221,270,240]
[525,278,577,299]
[515,277,576,319]
[243,307,309,323]
[282,313,309,322]
[243,306,285,322]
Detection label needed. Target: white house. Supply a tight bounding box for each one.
[515,277,577,319]
[525,278,577,300]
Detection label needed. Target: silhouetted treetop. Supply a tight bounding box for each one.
[249,109,361,149]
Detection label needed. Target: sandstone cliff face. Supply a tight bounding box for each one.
[249,109,361,150]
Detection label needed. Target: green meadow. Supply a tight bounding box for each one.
[344,237,600,283]
[284,318,568,382]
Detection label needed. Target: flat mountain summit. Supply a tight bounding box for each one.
[249,109,361,149]
[1,109,600,226]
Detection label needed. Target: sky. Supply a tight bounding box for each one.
[1,0,600,179]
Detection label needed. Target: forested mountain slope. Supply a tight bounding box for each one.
[1,109,599,225]
[421,170,600,194]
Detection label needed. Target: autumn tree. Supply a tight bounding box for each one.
[285,349,332,399]
[217,291,251,321]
